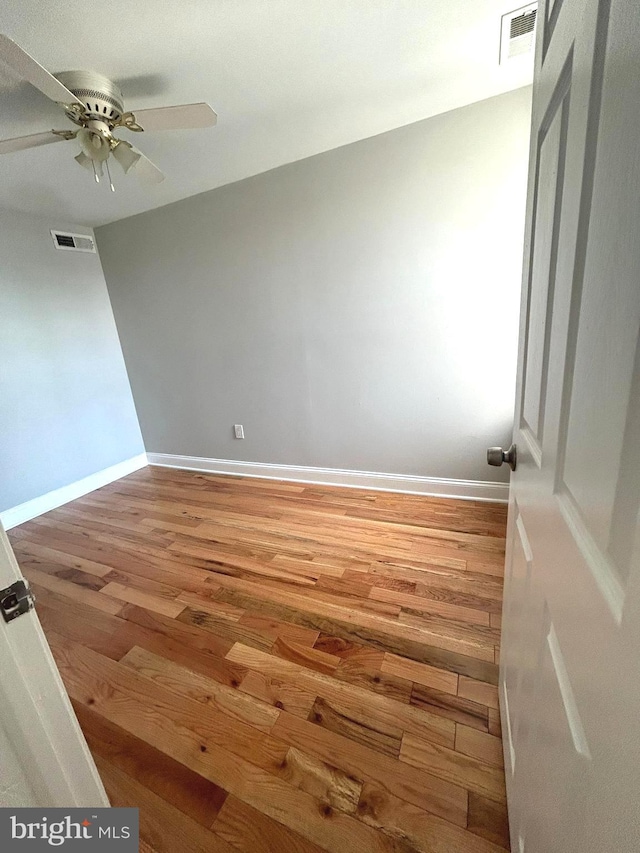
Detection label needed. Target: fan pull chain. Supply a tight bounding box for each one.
[91,159,99,184]
[105,158,115,192]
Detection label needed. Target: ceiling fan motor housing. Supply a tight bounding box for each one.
[55,70,124,125]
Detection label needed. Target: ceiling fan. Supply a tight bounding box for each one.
[0,35,217,190]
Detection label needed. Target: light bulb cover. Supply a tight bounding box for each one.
[77,127,111,162]
[74,151,104,177]
[112,140,142,174]
[74,151,92,171]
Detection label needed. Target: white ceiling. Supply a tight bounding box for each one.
[0,1,533,226]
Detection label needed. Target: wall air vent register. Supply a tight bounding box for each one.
[50,230,96,253]
[500,3,538,64]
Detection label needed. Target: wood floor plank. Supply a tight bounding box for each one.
[455,724,504,769]
[9,469,509,852]
[467,792,511,850]
[31,584,123,636]
[314,633,385,669]
[239,613,320,647]
[279,746,363,814]
[118,604,236,661]
[272,711,468,827]
[110,618,248,688]
[458,675,500,710]
[49,633,287,772]
[177,606,277,652]
[14,527,212,593]
[96,754,235,853]
[411,683,490,732]
[272,637,341,675]
[100,581,186,618]
[74,700,228,828]
[313,674,456,748]
[21,562,108,592]
[488,708,502,738]
[309,696,403,758]
[212,795,327,853]
[36,600,134,661]
[381,652,458,694]
[334,658,413,703]
[168,538,322,586]
[357,782,509,853]
[400,732,507,803]
[120,646,280,732]
[272,554,346,578]
[11,539,112,577]
[23,566,125,615]
[369,586,492,626]
[239,670,317,718]
[175,589,246,622]
[212,576,499,681]
[102,568,182,600]
[98,712,399,853]
[227,642,456,748]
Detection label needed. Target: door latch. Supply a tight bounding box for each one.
[0,579,36,623]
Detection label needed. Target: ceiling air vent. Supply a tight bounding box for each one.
[500,3,538,63]
[50,230,96,253]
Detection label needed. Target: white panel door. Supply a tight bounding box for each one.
[500,0,640,850]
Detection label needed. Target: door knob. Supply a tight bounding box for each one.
[487,443,517,471]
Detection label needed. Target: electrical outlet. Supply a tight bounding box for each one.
[234,424,245,439]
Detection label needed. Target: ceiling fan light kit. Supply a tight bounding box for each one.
[0,35,217,191]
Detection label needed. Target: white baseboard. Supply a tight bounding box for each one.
[147,453,509,503]
[0,454,148,530]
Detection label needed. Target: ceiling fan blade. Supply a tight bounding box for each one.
[0,130,68,155]
[132,149,165,184]
[0,34,83,105]
[131,102,217,132]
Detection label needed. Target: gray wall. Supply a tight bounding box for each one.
[0,210,144,512]
[98,87,531,483]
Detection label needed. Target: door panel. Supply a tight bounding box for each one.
[501,0,640,849]
[501,509,532,774]
[521,85,570,455]
[519,616,590,853]
[556,8,640,585]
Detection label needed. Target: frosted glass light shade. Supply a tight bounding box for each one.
[77,127,110,162]
[112,141,142,174]
[74,151,104,177]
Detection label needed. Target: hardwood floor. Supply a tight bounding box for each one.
[8,467,510,852]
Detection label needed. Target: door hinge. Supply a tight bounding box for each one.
[0,580,36,623]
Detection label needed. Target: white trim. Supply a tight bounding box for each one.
[147,453,509,503]
[0,453,148,530]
